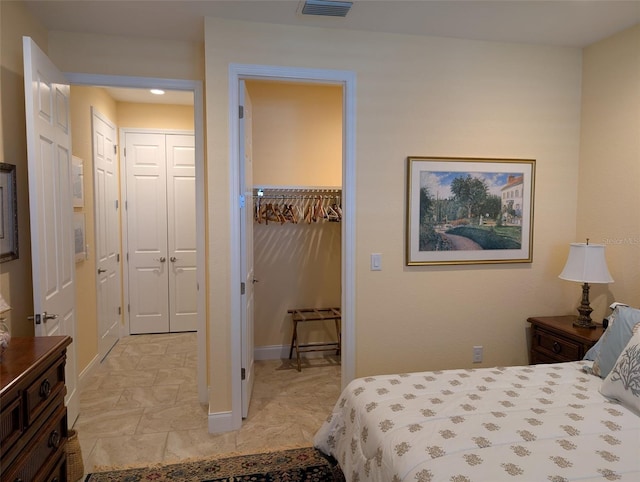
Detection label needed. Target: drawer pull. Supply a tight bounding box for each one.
[40,378,52,398]
[48,430,61,449]
[52,478,59,482]
[552,341,562,354]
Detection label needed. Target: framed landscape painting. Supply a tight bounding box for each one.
[406,156,535,266]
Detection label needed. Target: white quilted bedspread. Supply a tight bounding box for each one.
[314,361,640,481]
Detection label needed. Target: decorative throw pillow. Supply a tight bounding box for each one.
[593,306,640,378]
[600,324,640,414]
[583,308,620,361]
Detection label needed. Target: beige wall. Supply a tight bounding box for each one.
[47,31,204,81]
[117,102,194,131]
[577,24,640,313]
[205,17,585,412]
[246,81,342,348]
[69,86,118,370]
[0,0,48,336]
[246,81,342,186]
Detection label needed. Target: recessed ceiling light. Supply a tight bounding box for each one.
[150,89,165,95]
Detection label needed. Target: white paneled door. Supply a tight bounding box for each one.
[23,36,79,427]
[240,81,255,418]
[92,108,121,360]
[124,131,196,334]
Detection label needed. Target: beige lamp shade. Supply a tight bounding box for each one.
[559,243,614,284]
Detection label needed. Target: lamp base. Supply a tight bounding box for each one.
[572,282,597,329]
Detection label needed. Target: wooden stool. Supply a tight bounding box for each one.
[288,308,341,371]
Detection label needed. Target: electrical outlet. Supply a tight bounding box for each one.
[473,346,483,363]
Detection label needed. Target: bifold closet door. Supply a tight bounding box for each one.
[166,134,197,332]
[125,132,196,334]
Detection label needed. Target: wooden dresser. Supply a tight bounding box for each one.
[1,336,72,482]
[527,315,604,364]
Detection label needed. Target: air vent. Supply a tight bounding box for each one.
[301,0,353,18]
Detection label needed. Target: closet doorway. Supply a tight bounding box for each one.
[246,79,343,366]
[122,129,197,334]
[233,64,356,427]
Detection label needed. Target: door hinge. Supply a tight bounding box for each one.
[113,144,117,154]
[240,282,246,295]
[115,200,119,210]
[118,306,122,315]
[241,368,246,380]
[127,304,130,313]
[126,252,129,261]
[125,200,128,210]
[239,105,244,119]
[116,253,120,262]
[239,194,245,209]
[123,147,126,158]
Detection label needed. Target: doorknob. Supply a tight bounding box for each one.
[97,268,107,274]
[253,279,259,284]
[155,257,166,263]
[170,257,177,262]
[43,312,58,321]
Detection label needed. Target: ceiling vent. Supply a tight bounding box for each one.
[301,0,353,18]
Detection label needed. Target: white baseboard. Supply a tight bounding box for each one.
[208,411,237,433]
[77,353,100,390]
[254,344,289,360]
[254,344,337,361]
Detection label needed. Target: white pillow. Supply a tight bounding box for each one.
[592,306,640,378]
[600,324,640,415]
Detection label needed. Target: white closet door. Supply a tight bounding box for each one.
[125,132,169,334]
[166,134,197,332]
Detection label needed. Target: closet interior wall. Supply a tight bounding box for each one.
[245,80,343,359]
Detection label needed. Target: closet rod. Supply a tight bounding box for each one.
[253,186,342,198]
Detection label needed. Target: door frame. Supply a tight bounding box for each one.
[65,73,207,404]
[227,64,356,429]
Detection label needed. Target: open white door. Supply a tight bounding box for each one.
[92,108,121,360]
[240,81,255,418]
[23,36,79,427]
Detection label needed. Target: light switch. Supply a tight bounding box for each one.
[370,253,382,271]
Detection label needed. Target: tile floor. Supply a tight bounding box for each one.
[75,332,342,473]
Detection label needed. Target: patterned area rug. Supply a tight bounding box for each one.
[83,447,345,482]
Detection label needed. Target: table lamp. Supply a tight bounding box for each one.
[559,240,613,328]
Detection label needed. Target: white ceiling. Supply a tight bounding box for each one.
[25,1,640,48]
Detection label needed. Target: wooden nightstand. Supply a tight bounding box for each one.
[527,315,605,364]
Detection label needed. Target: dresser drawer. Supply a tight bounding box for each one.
[25,355,67,427]
[2,403,67,482]
[533,327,581,361]
[44,452,68,482]
[0,395,23,458]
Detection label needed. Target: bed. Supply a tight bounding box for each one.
[314,307,640,481]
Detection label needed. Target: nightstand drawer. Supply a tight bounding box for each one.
[527,316,603,365]
[534,329,581,360]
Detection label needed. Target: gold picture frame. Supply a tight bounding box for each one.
[406,156,535,266]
